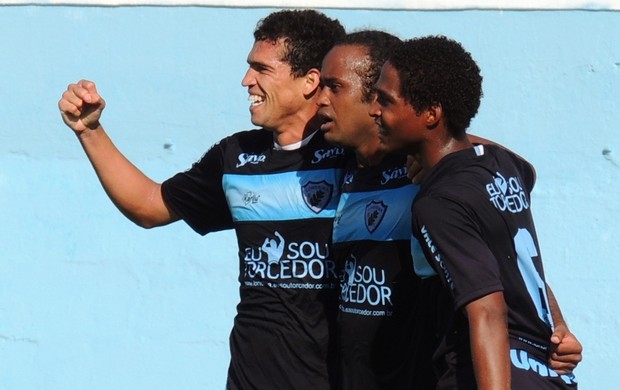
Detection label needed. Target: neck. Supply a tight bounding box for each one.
[271,102,322,147]
[272,117,322,147]
[355,142,386,168]
[420,132,472,170]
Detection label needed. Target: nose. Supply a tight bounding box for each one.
[368,98,381,118]
[241,68,255,87]
[316,86,330,108]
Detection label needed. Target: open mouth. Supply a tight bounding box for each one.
[248,94,265,107]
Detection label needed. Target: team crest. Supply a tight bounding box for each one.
[302,180,333,214]
[343,172,355,185]
[365,200,388,233]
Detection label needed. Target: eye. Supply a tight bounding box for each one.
[376,93,389,106]
[321,79,342,94]
[249,62,270,74]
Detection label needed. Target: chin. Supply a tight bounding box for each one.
[324,130,347,145]
[377,142,394,154]
[250,116,268,128]
[378,136,390,147]
[249,113,260,125]
[379,138,403,154]
[324,134,342,147]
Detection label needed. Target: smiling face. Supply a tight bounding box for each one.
[241,39,312,134]
[317,45,379,151]
[370,61,428,155]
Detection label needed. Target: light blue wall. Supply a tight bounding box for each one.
[1,6,618,389]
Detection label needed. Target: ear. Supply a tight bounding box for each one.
[424,103,443,129]
[303,68,321,96]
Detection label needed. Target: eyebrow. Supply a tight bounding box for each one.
[370,85,388,98]
[247,59,274,71]
[320,75,340,84]
[374,87,393,103]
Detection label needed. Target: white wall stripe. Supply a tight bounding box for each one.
[2,0,619,9]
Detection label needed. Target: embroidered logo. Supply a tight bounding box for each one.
[243,191,260,205]
[365,200,388,233]
[301,180,333,214]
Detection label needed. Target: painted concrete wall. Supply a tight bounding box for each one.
[8,0,620,8]
[1,6,617,389]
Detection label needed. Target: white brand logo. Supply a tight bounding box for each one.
[486,172,529,213]
[236,153,267,168]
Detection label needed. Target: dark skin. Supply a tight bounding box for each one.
[467,292,511,390]
[371,61,582,388]
[371,62,510,390]
[319,42,583,387]
[404,130,583,375]
[547,287,583,374]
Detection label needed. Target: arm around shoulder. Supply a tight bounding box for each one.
[547,285,583,374]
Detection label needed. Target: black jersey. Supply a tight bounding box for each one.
[332,154,438,389]
[161,129,349,390]
[412,144,577,389]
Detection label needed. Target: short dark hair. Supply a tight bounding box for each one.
[254,9,345,78]
[388,35,483,134]
[335,30,402,103]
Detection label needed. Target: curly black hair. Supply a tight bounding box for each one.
[388,35,483,135]
[254,9,345,78]
[335,30,402,103]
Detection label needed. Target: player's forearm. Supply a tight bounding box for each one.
[547,284,566,327]
[77,125,174,227]
[546,283,583,373]
[466,292,511,390]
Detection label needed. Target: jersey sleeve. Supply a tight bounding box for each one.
[161,140,233,235]
[413,195,503,310]
[516,155,536,193]
[493,145,537,193]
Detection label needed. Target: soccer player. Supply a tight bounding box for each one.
[59,9,347,390]
[317,30,439,389]
[371,35,581,389]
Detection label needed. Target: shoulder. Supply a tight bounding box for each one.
[483,144,536,191]
[222,128,273,151]
[415,192,464,215]
[485,145,534,172]
[303,132,352,167]
[189,128,270,170]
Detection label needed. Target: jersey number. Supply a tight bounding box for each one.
[514,228,554,329]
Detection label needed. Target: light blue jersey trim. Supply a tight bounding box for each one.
[223,169,342,222]
[411,234,437,278]
[333,184,417,243]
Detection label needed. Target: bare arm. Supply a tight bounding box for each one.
[547,285,583,374]
[465,291,511,390]
[59,80,178,228]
